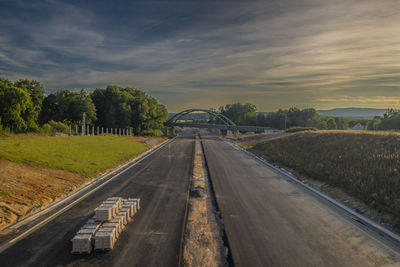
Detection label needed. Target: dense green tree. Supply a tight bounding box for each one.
[366,116,381,130]
[40,90,96,125]
[0,78,37,132]
[91,86,167,135]
[219,103,257,125]
[14,79,44,114]
[326,118,337,129]
[377,110,400,130]
[334,117,348,129]
[14,79,44,130]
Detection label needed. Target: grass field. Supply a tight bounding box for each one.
[0,135,150,177]
[250,130,400,227]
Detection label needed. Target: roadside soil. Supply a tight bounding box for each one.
[236,136,400,235]
[0,159,85,231]
[183,137,227,267]
[0,137,164,233]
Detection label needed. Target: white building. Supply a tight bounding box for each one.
[348,123,364,130]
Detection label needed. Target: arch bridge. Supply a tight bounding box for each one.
[165,109,272,133]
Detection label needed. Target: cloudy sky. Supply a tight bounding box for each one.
[0,0,399,112]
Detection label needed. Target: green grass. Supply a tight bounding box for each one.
[251,130,400,227]
[0,135,149,177]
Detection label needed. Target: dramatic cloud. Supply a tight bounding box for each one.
[0,0,399,111]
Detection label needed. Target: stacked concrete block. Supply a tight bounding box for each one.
[94,230,116,250]
[71,234,92,254]
[123,198,140,210]
[121,202,135,217]
[82,222,101,231]
[77,228,98,236]
[111,217,124,232]
[116,214,127,226]
[121,207,132,221]
[107,196,122,203]
[122,199,138,215]
[100,203,118,218]
[119,210,129,223]
[71,196,141,254]
[102,222,121,238]
[95,206,113,222]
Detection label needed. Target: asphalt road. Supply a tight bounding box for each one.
[201,133,400,267]
[0,132,194,267]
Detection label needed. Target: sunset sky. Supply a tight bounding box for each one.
[0,0,399,112]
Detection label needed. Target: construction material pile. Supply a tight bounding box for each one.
[71,197,140,254]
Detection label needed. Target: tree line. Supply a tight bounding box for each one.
[0,78,168,135]
[215,103,399,130]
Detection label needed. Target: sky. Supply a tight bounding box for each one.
[0,0,399,112]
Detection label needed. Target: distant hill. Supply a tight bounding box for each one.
[317,108,386,119]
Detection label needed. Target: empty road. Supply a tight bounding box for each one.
[2,130,400,267]
[201,133,400,267]
[0,132,194,267]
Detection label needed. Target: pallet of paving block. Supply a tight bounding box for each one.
[123,198,140,210]
[115,214,127,227]
[102,222,121,238]
[94,206,114,222]
[121,207,132,221]
[81,222,101,232]
[105,197,122,209]
[77,228,98,236]
[71,234,92,254]
[111,217,124,233]
[119,210,129,223]
[99,202,119,217]
[122,201,137,217]
[94,228,116,251]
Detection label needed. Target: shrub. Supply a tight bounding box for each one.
[285,126,317,133]
[40,121,69,135]
[140,129,161,136]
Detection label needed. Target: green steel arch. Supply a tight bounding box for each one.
[165,109,236,126]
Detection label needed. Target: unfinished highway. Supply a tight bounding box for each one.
[0,132,194,267]
[1,130,400,266]
[201,132,400,266]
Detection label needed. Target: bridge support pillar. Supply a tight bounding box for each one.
[226,130,235,138]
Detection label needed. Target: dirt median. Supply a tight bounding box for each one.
[183,137,227,267]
